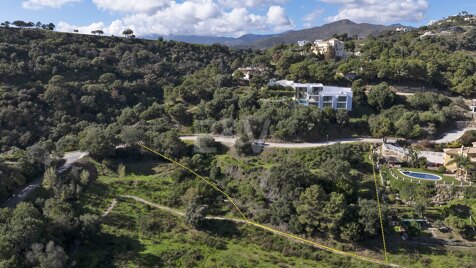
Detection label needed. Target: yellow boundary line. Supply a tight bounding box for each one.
[137,142,395,267]
[370,145,389,263]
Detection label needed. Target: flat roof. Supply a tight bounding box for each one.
[446,147,476,155]
[322,86,352,95]
[270,80,352,95]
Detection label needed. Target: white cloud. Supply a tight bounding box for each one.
[58,0,293,37]
[91,0,170,13]
[218,0,287,8]
[22,0,80,9]
[57,21,106,33]
[302,7,324,28]
[320,0,429,24]
[266,5,292,31]
[303,8,324,22]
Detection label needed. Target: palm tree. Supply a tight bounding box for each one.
[448,155,475,181]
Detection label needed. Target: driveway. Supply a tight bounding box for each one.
[2,151,88,208]
[433,127,476,144]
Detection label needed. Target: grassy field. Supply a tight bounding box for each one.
[73,169,383,268]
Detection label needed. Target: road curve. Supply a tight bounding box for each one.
[1,151,89,208]
[433,127,476,144]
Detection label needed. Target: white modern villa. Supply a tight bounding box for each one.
[269,80,353,111]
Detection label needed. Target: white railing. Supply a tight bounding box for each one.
[383,143,407,156]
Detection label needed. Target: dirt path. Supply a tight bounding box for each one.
[120,195,398,267]
[102,198,117,217]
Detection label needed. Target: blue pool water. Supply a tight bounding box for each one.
[401,171,442,181]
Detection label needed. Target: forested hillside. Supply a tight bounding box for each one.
[1,16,476,202]
[1,15,476,267]
[0,27,253,151]
[0,27,255,201]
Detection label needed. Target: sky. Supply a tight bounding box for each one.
[0,0,475,37]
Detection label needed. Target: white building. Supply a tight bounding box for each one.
[312,38,345,58]
[297,40,310,47]
[269,80,353,111]
[464,16,476,23]
[419,31,435,40]
[395,27,409,32]
[470,99,476,113]
[236,67,267,80]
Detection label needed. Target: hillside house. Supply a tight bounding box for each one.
[464,16,476,23]
[268,80,353,111]
[312,38,345,58]
[297,40,310,47]
[419,31,436,39]
[471,99,476,113]
[395,27,409,32]
[236,67,267,80]
[444,144,476,182]
[469,99,476,113]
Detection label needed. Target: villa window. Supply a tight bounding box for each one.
[337,96,347,102]
[309,96,319,103]
[337,102,347,109]
[311,86,323,94]
[295,87,306,99]
[322,96,333,107]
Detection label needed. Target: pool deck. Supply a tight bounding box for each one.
[389,167,472,186]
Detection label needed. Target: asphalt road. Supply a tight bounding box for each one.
[2,151,88,208]
[181,126,476,148]
[180,135,398,148]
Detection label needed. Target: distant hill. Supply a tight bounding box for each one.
[241,20,407,49]
[144,19,405,48]
[144,33,277,46]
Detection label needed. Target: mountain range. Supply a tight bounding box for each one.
[144,19,409,48]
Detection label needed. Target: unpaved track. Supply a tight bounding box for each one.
[102,199,117,217]
[120,195,399,267]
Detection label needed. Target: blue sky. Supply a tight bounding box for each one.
[0,0,475,37]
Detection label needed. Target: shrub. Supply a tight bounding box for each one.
[459,130,476,146]
[437,165,446,174]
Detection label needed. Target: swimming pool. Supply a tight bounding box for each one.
[399,170,442,181]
